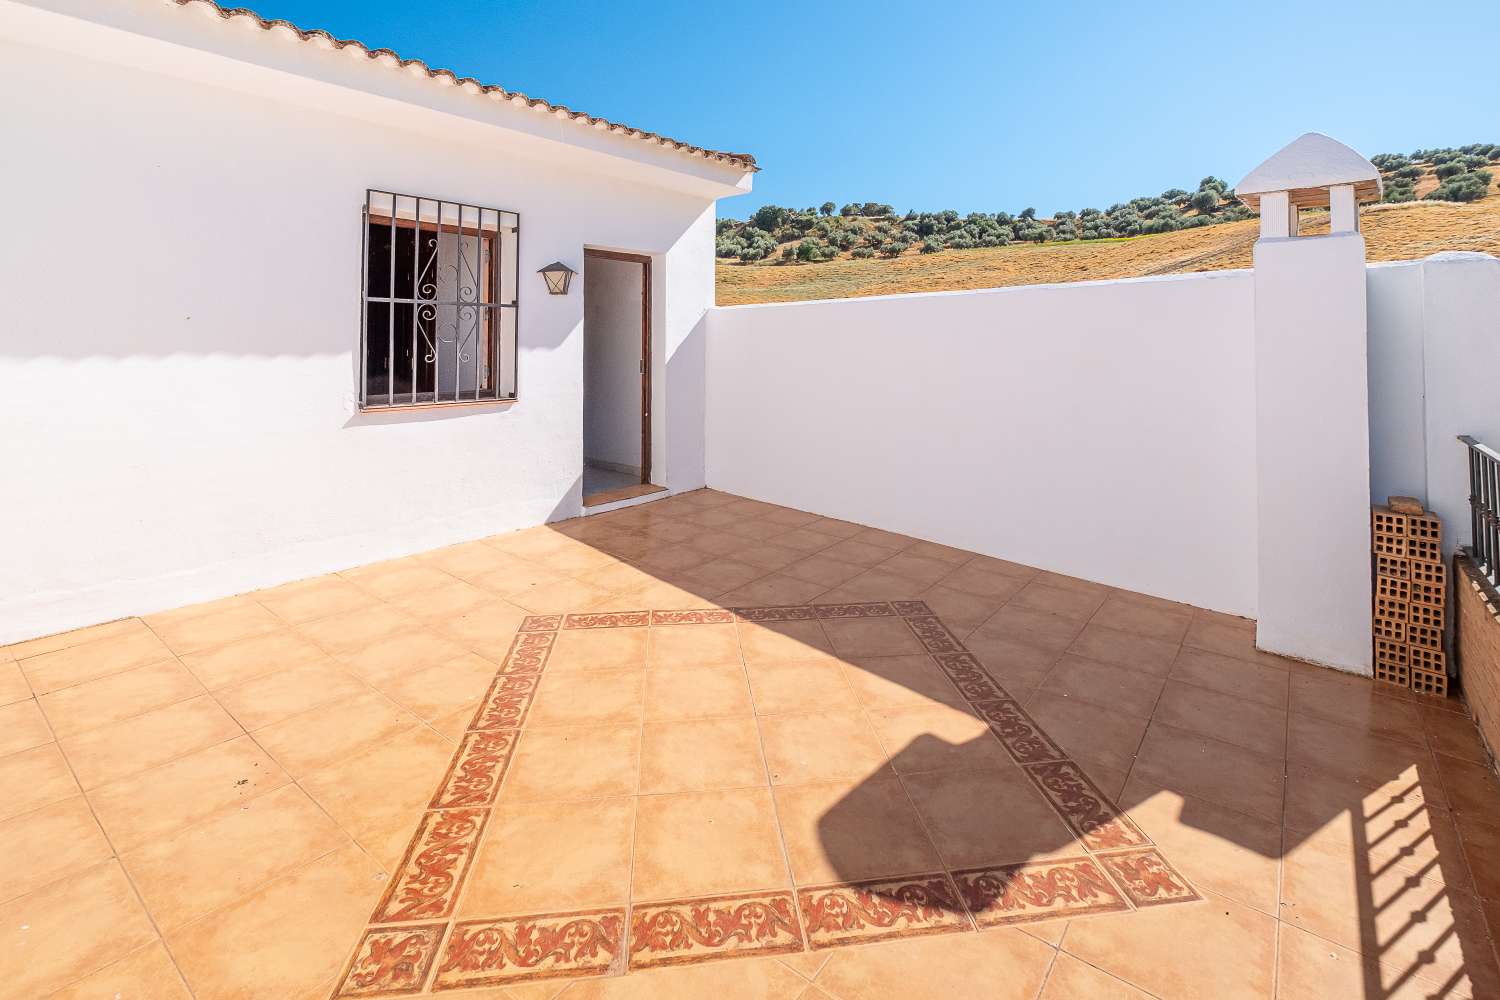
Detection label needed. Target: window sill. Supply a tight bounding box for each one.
[359,397,517,414]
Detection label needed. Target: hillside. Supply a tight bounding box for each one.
[716,145,1500,305]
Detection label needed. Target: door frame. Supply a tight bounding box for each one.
[583,248,652,484]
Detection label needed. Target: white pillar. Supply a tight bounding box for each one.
[1260,191,1291,238]
[1252,209,1374,673]
[1330,184,1358,233]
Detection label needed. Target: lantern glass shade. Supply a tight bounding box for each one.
[538,261,576,295]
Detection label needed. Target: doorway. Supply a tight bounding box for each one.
[582,249,659,507]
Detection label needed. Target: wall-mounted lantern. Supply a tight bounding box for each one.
[538,261,576,295]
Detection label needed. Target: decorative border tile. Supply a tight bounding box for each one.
[498,631,555,675]
[1098,848,1201,908]
[813,602,897,619]
[563,612,650,629]
[798,874,971,950]
[335,923,447,997]
[432,908,626,989]
[953,857,1130,927]
[519,615,562,632]
[429,729,521,809]
[931,651,1008,701]
[371,809,490,923]
[733,606,820,622]
[651,609,737,625]
[629,891,804,969]
[891,600,934,616]
[969,699,1066,764]
[470,675,542,731]
[1023,761,1151,852]
[903,615,966,653]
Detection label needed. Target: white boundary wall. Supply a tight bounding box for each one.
[706,272,1261,617]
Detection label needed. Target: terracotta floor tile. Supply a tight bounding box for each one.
[251,688,420,776]
[1436,751,1500,819]
[772,775,941,885]
[165,844,384,1000]
[868,704,1012,775]
[904,766,1080,868]
[45,941,193,1000]
[1274,921,1474,1000]
[1168,647,1289,710]
[562,956,807,999]
[939,562,1032,601]
[1287,712,1439,795]
[0,698,53,757]
[642,665,752,722]
[639,717,766,793]
[1181,615,1287,668]
[851,526,918,551]
[384,578,496,621]
[677,558,769,596]
[1121,780,1281,915]
[1455,813,1500,901]
[255,575,380,625]
[1287,800,1473,896]
[0,796,112,905]
[463,796,634,915]
[1023,690,1149,774]
[61,694,242,789]
[877,552,958,589]
[1089,593,1192,642]
[1423,705,1489,764]
[0,743,79,823]
[718,574,830,608]
[737,619,835,666]
[684,527,757,558]
[758,710,891,785]
[1290,668,1425,744]
[972,605,1085,654]
[779,553,869,589]
[3,617,149,661]
[439,602,535,655]
[178,627,330,692]
[630,786,788,901]
[509,578,617,613]
[917,585,1008,637]
[0,661,31,706]
[0,861,157,999]
[1283,760,1448,834]
[501,725,641,802]
[1132,721,1285,825]
[543,626,647,674]
[299,725,453,871]
[646,622,741,668]
[331,626,469,683]
[800,517,864,540]
[340,558,457,598]
[818,539,894,567]
[214,658,367,730]
[1011,581,1106,622]
[839,654,969,714]
[1065,623,1179,676]
[87,735,289,852]
[1040,952,1154,999]
[122,783,346,930]
[962,633,1063,694]
[19,628,174,695]
[815,926,1054,1000]
[747,658,861,716]
[153,602,283,655]
[1037,654,1165,719]
[759,507,821,528]
[372,652,497,723]
[40,651,203,738]
[527,669,645,730]
[1151,679,1286,759]
[731,542,807,573]
[294,603,418,657]
[1061,887,1275,1000]
[819,568,931,603]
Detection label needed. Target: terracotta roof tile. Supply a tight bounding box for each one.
[170,0,757,171]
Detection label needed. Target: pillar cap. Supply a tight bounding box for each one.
[1236,133,1382,211]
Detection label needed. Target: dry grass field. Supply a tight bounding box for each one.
[716,196,1500,306]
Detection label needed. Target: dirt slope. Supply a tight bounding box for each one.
[716,199,1500,305]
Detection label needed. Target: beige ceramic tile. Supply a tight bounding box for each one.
[646,622,742,668]
[0,661,31,706]
[548,626,650,672]
[372,652,496,723]
[255,575,380,624]
[178,628,330,690]
[904,766,1080,869]
[19,628,174,695]
[0,698,54,757]
[165,844,385,1000]
[528,668,645,728]
[746,658,860,716]
[334,626,469,683]
[0,743,80,823]
[87,735,290,852]
[507,577,614,614]
[3,617,149,662]
[45,940,193,1000]
[37,660,204,739]
[0,861,157,999]
[299,725,453,871]
[1040,952,1154,999]
[758,710,891,785]
[643,664,753,722]
[736,619,835,666]
[639,717,767,793]
[630,786,789,901]
[383,577,494,620]
[251,688,421,776]
[839,654,970,714]
[214,658,368,730]
[815,925,1054,1000]
[868,704,1013,775]
[563,958,808,999]
[772,774,941,885]
[500,725,641,802]
[152,602,283,655]
[0,796,113,905]
[294,603,418,657]
[60,694,242,789]
[462,796,635,915]
[122,783,347,930]
[1132,721,1285,825]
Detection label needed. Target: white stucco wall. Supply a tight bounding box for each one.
[583,257,646,474]
[705,272,1261,616]
[0,3,737,642]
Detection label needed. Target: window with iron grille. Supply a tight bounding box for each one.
[361,190,519,408]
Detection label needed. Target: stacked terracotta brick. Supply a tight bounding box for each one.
[1372,503,1448,696]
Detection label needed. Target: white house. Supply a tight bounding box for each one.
[1,0,755,642]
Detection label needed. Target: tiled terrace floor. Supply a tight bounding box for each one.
[3,489,1500,999]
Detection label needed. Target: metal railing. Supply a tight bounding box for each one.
[1459,435,1500,588]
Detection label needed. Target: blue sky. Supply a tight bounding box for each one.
[251,0,1498,219]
